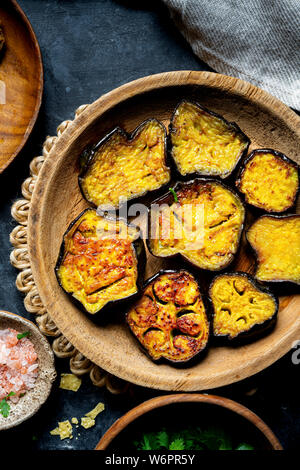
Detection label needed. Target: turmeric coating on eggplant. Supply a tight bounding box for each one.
[127,271,209,363]
[210,273,278,340]
[79,119,170,209]
[247,215,300,285]
[236,149,299,212]
[148,179,245,271]
[170,100,249,178]
[55,209,142,315]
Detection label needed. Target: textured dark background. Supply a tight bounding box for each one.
[0,0,299,450]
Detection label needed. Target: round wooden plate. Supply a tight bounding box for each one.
[28,71,300,391]
[0,0,43,173]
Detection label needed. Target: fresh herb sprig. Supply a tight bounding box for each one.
[133,426,254,451]
[0,392,16,418]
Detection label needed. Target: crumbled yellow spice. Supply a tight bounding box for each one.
[50,420,73,440]
[81,417,95,429]
[80,402,105,429]
[85,402,105,420]
[50,402,105,439]
[59,373,82,392]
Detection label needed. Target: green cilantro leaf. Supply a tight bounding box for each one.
[0,392,16,418]
[156,430,169,448]
[236,443,255,450]
[169,438,185,450]
[199,426,233,450]
[140,435,152,450]
[0,399,10,418]
[133,425,253,451]
[17,331,30,340]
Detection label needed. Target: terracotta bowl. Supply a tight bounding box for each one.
[0,310,56,430]
[28,71,300,391]
[96,394,283,450]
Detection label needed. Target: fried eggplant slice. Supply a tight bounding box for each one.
[236,149,299,212]
[127,270,209,363]
[79,119,170,209]
[246,215,300,285]
[170,100,249,178]
[55,209,145,315]
[209,272,278,341]
[148,179,245,271]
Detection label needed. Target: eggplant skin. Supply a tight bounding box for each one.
[169,100,250,179]
[209,272,278,342]
[126,270,210,364]
[246,214,300,286]
[78,119,170,209]
[236,149,299,213]
[148,178,245,271]
[55,208,145,316]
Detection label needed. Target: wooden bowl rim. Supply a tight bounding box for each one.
[0,310,56,430]
[0,0,43,173]
[95,393,283,450]
[28,71,300,391]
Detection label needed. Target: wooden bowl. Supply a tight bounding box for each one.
[0,310,56,430]
[0,0,43,172]
[28,71,300,391]
[96,394,283,450]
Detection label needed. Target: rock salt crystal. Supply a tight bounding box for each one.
[0,328,39,402]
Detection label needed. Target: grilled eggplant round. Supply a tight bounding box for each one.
[246,214,300,286]
[236,149,299,213]
[79,119,170,209]
[148,179,245,271]
[55,208,145,316]
[209,272,278,341]
[169,100,250,179]
[126,270,210,364]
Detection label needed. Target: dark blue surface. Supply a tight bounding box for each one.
[0,0,299,450]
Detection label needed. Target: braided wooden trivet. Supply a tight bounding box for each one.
[9,104,130,395]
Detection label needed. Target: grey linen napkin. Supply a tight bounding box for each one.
[163,0,300,110]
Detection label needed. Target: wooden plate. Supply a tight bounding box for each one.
[95,394,283,450]
[0,310,56,430]
[0,0,43,173]
[28,71,300,391]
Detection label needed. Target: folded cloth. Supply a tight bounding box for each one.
[162,0,300,110]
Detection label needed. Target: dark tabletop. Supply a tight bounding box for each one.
[0,0,299,451]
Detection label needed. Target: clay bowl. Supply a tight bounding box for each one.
[0,310,56,430]
[0,0,43,172]
[28,71,300,392]
[96,394,283,450]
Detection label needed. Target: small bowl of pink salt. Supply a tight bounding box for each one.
[0,310,56,430]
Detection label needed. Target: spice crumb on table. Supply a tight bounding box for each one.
[50,402,105,440]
